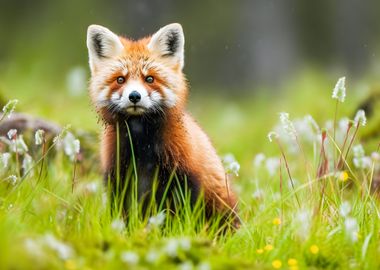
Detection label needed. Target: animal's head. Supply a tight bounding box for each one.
[86,23,187,121]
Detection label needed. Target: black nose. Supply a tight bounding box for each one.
[129,91,141,104]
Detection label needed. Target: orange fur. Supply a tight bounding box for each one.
[88,24,238,222]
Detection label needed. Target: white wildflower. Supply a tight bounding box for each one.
[145,250,160,263]
[253,153,266,168]
[164,238,191,258]
[0,153,11,169]
[179,261,193,270]
[265,157,280,177]
[279,112,297,139]
[62,132,80,161]
[148,211,166,229]
[43,234,73,260]
[111,219,125,233]
[84,182,99,194]
[267,131,279,142]
[198,262,211,270]
[353,144,371,169]
[7,129,17,140]
[222,154,240,176]
[165,239,179,258]
[4,175,18,185]
[345,217,359,242]
[24,238,44,258]
[339,201,351,217]
[227,161,240,176]
[10,135,28,154]
[120,251,139,265]
[252,189,264,200]
[22,154,34,175]
[305,115,320,132]
[35,129,45,145]
[332,77,346,102]
[2,99,18,118]
[222,153,236,164]
[371,152,380,162]
[354,110,366,126]
[294,209,312,240]
[178,238,191,251]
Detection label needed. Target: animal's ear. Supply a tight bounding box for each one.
[148,23,185,69]
[86,25,124,72]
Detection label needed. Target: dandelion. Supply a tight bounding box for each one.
[227,161,240,176]
[288,258,298,266]
[272,260,282,269]
[222,154,240,176]
[279,112,297,139]
[62,132,80,161]
[338,171,349,182]
[309,245,319,254]
[332,77,346,102]
[273,217,281,225]
[0,153,11,169]
[267,131,279,142]
[120,251,139,265]
[35,129,45,145]
[7,129,17,140]
[2,99,18,119]
[148,211,166,229]
[256,248,264,254]
[339,201,351,217]
[354,110,366,127]
[111,219,125,233]
[4,175,18,185]
[264,244,274,251]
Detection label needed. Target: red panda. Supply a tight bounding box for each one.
[86,23,238,224]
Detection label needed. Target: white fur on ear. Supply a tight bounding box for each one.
[86,25,124,72]
[147,23,185,69]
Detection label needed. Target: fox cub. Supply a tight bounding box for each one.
[86,23,238,224]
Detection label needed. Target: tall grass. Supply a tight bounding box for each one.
[0,77,380,269]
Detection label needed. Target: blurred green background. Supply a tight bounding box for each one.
[1,0,380,163]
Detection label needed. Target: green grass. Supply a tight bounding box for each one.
[1,71,380,269]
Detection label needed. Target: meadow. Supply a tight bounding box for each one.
[0,70,380,270]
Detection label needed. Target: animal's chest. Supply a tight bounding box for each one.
[123,118,167,197]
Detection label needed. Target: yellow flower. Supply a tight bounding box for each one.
[339,171,349,182]
[287,258,298,266]
[289,266,299,270]
[64,260,76,270]
[264,244,274,251]
[310,244,319,254]
[272,260,282,269]
[256,249,264,254]
[273,217,282,225]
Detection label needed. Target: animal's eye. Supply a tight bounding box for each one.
[145,76,154,84]
[116,76,125,84]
